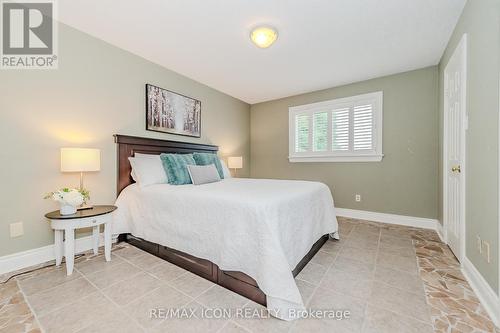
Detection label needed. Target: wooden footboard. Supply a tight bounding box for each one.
[119,233,329,306]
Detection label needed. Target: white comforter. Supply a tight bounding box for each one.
[113,178,338,320]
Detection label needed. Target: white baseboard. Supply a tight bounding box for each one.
[336,207,439,230]
[462,257,500,327]
[436,222,446,243]
[0,234,113,276]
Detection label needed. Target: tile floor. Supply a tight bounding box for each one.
[0,217,497,333]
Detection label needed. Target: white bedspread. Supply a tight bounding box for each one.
[113,178,338,320]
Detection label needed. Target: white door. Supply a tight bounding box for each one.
[444,34,467,261]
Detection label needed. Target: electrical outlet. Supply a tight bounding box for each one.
[477,235,482,254]
[355,194,361,202]
[483,241,491,263]
[10,222,24,238]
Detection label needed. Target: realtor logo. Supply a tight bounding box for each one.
[1,0,58,69]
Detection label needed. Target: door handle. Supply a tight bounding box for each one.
[451,165,461,173]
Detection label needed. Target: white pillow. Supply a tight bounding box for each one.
[220,159,232,179]
[130,153,159,181]
[134,153,157,159]
[187,164,221,185]
[128,155,167,187]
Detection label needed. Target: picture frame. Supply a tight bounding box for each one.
[145,83,201,138]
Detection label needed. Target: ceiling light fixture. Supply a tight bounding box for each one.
[250,26,278,49]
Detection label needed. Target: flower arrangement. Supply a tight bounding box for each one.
[44,188,90,215]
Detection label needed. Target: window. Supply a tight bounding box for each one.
[289,91,383,162]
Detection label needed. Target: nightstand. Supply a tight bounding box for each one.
[45,205,117,275]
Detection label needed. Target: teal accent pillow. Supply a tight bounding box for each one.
[192,152,224,179]
[160,153,196,185]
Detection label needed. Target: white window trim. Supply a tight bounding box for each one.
[288,91,384,163]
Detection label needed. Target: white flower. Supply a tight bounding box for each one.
[62,189,84,207]
[52,192,63,203]
[46,188,84,207]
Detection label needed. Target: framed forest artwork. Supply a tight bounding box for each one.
[146,84,201,137]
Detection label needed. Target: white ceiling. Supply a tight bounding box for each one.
[59,0,465,104]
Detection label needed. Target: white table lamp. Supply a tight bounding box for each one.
[61,148,100,208]
[227,156,243,177]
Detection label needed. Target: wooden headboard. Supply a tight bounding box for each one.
[114,135,218,195]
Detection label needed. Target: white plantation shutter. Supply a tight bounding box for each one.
[332,107,350,151]
[313,112,328,151]
[353,104,374,151]
[289,91,383,162]
[295,114,310,152]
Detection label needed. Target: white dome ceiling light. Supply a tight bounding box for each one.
[250,26,278,49]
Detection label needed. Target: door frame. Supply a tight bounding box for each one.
[498,65,500,297]
[443,33,467,262]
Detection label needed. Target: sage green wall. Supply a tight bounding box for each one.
[250,67,439,219]
[438,0,500,293]
[0,23,250,257]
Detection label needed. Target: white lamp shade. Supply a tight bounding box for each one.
[227,156,243,169]
[61,148,101,172]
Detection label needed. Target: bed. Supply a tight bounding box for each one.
[113,135,339,320]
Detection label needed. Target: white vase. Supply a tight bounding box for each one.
[60,204,77,215]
